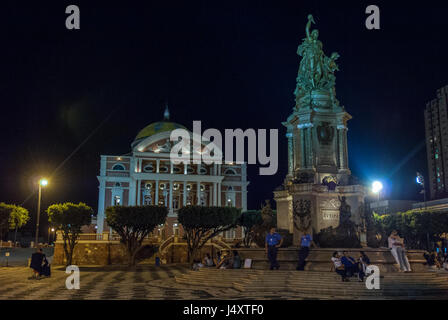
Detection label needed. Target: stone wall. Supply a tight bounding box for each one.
[53,240,230,265]
[53,241,128,265]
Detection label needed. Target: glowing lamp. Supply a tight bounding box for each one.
[372,181,383,193]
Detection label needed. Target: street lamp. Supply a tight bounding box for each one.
[48,227,55,244]
[372,181,383,202]
[35,178,48,248]
[416,172,426,207]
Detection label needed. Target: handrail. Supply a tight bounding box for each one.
[159,235,175,254]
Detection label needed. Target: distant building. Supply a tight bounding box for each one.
[412,197,448,212]
[424,85,448,200]
[95,106,248,240]
[369,200,417,215]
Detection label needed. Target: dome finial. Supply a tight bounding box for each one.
[163,103,170,120]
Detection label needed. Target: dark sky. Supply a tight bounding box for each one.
[1,0,448,217]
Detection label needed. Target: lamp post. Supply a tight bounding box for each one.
[416,172,426,209]
[35,178,48,248]
[416,172,430,250]
[48,227,55,244]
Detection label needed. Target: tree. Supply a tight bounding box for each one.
[106,205,168,266]
[178,206,241,263]
[0,203,29,243]
[8,204,29,246]
[238,210,262,248]
[47,202,93,266]
[0,203,10,241]
[370,210,448,250]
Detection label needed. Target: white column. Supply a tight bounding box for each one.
[213,182,217,206]
[209,185,212,206]
[138,158,142,172]
[137,179,141,205]
[155,180,159,205]
[97,179,106,233]
[156,159,160,173]
[184,163,187,174]
[242,186,247,212]
[197,181,201,205]
[183,181,187,206]
[217,182,221,206]
[170,162,174,174]
[129,179,136,206]
[169,181,173,210]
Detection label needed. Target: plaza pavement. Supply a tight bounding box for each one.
[1,264,448,300]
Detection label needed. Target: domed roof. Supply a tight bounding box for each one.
[134,121,187,141]
[132,105,188,147]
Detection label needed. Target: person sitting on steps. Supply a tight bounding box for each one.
[331,251,348,282]
[341,251,363,282]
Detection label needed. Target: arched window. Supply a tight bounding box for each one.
[112,163,125,171]
[173,166,181,173]
[224,168,237,176]
[199,167,208,175]
[115,182,121,187]
[143,164,154,173]
[159,166,169,173]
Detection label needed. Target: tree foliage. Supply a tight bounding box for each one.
[0,203,29,241]
[178,206,241,262]
[369,210,448,250]
[47,202,93,266]
[0,203,10,240]
[106,205,168,266]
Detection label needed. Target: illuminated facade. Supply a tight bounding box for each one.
[95,107,248,239]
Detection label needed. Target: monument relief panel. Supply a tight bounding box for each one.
[319,197,340,229]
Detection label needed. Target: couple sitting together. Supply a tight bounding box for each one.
[331,251,370,282]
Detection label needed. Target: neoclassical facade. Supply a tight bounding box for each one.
[96,108,249,239]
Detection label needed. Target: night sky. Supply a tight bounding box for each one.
[1,0,448,224]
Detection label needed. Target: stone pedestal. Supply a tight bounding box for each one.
[274,183,365,246]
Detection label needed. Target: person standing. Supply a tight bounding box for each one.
[265,227,283,270]
[296,233,314,271]
[388,230,411,272]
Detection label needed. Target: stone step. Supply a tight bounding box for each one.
[234,285,448,296]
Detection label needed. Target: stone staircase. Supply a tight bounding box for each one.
[235,248,428,272]
[175,269,448,299]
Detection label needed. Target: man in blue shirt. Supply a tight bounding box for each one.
[265,227,283,270]
[341,251,360,279]
[296,233,314,271]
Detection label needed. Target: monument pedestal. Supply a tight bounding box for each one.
[274,183,366,246]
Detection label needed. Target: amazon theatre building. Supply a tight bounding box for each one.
[94,107,249,242]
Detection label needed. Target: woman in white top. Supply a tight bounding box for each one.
[331,251,348,282]
[388,230,411,272]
